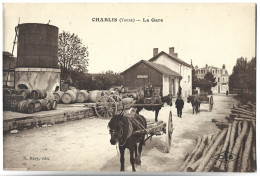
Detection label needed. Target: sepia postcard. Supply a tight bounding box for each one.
[2,2,257,175]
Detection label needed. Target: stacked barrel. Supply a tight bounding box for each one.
[54,87,111,104]
[54,86,141,104]
[3,89,57,114]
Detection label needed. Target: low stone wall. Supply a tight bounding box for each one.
[3,107,94,133]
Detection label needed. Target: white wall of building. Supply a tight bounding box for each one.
[153,54,180,72]
[196,66,229,94]
[153,53,192,97]
[162,75,169,96]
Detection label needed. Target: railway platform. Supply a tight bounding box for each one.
[3,103,95,133]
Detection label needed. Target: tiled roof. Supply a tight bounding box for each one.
[121,60,182,78]
[149,51,191,67]
[142,60,181,77]
[199,66,219,70]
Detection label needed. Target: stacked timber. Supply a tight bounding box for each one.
[133,120,166,135]
[181,101,256,172]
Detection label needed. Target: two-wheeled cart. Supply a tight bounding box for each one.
[125,103,173,153]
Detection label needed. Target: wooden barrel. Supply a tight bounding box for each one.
[3,89,11,95]
[120,87,128,93]
[53,91,64,103]
[18,89,31,99]
[88,90,107,103]
[30,89,47,100]
[46,94,57,110]
[3,94,13,110]
[68,86,79,93]
[61,90,77,104]
[51,100,57,110]
[4,94,25,111]
[38,99,51,111]
[34,100,42,112]
[16,99,35,114]
[76,90,89,103]
[10,89,18,95]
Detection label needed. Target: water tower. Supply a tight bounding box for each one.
[15,23,61,92]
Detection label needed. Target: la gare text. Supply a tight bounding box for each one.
[92,18,163,23]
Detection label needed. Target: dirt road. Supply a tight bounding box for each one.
[3,94,238,172]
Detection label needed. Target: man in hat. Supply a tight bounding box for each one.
[175,95,184,118]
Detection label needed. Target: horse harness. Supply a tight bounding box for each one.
[117,111,147,147]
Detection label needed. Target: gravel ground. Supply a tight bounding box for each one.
[3,94,238,172]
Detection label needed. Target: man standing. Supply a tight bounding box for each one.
[175,95,184,118]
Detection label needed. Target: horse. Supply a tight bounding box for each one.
[187,96,200,114]
[135,94,173,122]
[108,113,147,172]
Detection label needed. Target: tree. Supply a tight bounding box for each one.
[58,31,89,78]
[229,57,256,90]
[192,68,200,90]
[100,70,123,90]
[192,67,216,94]
[204,72,217,87]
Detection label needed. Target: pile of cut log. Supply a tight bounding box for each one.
[181,101,256,172]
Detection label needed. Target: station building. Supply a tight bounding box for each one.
[121,47,192,97]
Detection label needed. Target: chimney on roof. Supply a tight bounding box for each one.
[169,47,174,56]
[153,48,158,56]
[169,47,178,58]
[222,64,226,69]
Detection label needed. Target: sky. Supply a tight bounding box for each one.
[3,3,256,74]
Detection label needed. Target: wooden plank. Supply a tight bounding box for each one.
[130,104,162,107]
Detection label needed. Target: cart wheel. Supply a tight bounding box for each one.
[95,96,117,118]
[165,111,173,153]
[109,95,124,115]
[209,96,213,112]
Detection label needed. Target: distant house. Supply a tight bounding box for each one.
[3,51,17,88]
[121,47,192,97]
[195,64,229,93]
